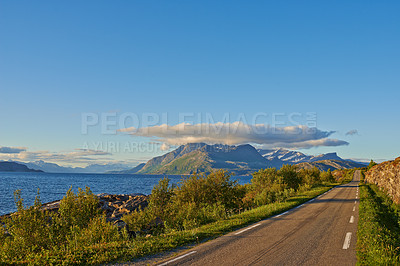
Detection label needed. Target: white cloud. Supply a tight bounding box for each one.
[0,149,112,164]
[119,122,349,149]
[0,146,26,154]
[160,143,170,151]
[258,138,349,149]
[346,129,359,136]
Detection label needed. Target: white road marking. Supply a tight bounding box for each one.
[342,232,352,249]
[350,216,354,223]
[234,223,261,235]
[353,206,355,211]
[354,201,357,204]
[159,251,197,265]
[275,210,290,218]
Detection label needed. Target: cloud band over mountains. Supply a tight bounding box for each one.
[0,147,112,164]
[0,146,26,154]
[119,122,349,149]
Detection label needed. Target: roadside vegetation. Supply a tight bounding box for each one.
[357,166,400,265]
[1,166,347,265]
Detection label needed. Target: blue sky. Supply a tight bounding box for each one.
[0,1,399,166]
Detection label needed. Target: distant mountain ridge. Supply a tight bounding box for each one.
[106,163,146,174]
[7,160,131,173]
[257,148,346,164]
[295,160,366,171]
[0,162,43,172]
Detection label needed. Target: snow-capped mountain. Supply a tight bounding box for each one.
[257,148,353,164]
[257,148,313,163]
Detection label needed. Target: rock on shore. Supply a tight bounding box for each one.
[12,193,150,223]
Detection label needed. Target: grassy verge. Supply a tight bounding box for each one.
[5,183,335,265]
[357,183,400,265]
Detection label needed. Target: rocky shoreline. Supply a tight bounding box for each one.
[0,193,150,233]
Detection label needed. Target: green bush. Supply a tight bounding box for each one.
[0,186,117,262]
[175,170,244,211]
[122,208,154,233]
[298,167,321,186]
[4,190,50,253]
[58,187,101,229]
[367,159,378,170]
[320,169,335,183]
[148,176,175,220]
[246,166,302,207]
[278,165,302,190]
[66,215,122,249]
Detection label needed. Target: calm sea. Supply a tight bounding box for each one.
[0,172,252,216]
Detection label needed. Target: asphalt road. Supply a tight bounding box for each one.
[155,170,360,266]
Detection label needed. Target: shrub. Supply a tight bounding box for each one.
[298,167,321,186]
[58,186,100,229]
[122,208,154,233]
[4,190,50,253]
[175,170,243,211]
[320,169,335,183]
[278,165,302,190]
[367,159,378,170]
[165,201,227,230]
[148,176,175,220]
[0,186,106,261]
[66,215,122,249]
[246,168,293,207]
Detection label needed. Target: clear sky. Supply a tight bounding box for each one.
[0,0,399,167]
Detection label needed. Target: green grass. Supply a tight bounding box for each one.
[1,183,336,265]
[357,183,400,265]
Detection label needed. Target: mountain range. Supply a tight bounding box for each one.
[2,143,366,174]
[0,161,43,172]
[257,148,344,164]
[0,160,131,174]
[112,143,366,175]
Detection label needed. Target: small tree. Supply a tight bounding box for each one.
[148,176,174,219]
[278,164,302,190]
[320,169,335,182]
[5,189,50,252]
[367,159,378,170]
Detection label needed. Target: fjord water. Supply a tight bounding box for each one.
[0,172,252,216]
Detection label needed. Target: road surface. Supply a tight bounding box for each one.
[148,171,361,266]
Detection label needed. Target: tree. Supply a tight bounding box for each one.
[367,160,378,170]
[148,177,174,219]
[278,165,302,190]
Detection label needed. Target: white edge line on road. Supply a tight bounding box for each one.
[234,223,261,235]
[275,210,290,217]
[353,206,355,211]
[354,201,357,204]
[343,232,352,249]
[158,251,197,266]
[350,216,354,223]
